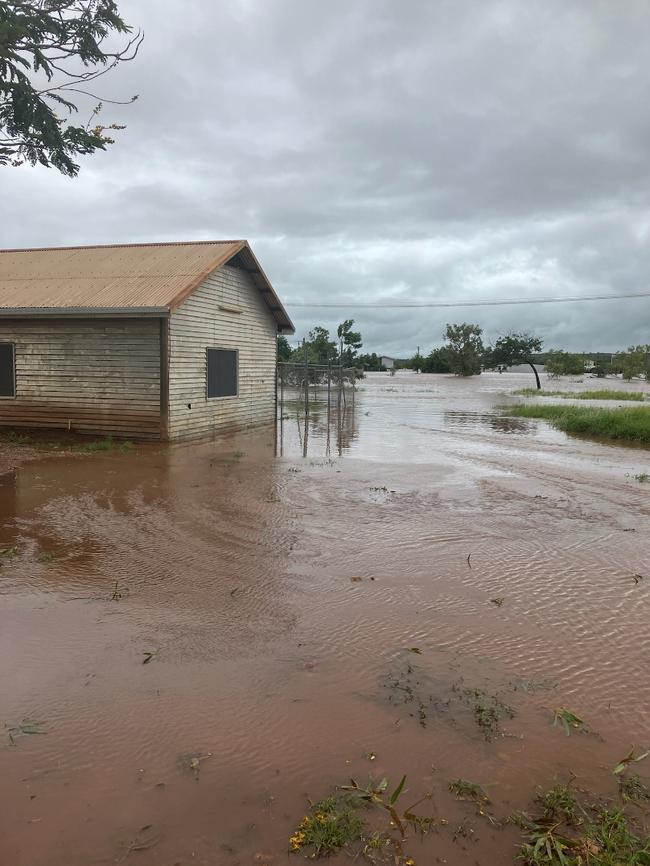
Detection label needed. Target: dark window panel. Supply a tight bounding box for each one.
[0,344,15,398]
[206,348,238,398]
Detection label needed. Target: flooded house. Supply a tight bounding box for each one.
[0,240,294,440]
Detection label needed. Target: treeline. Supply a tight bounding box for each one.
[278,320,372,368]
[400,324,544,384]
[532,349,650,380]
[279,321,650,383]
[398,324,650,383]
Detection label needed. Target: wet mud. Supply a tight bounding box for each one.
[1,372,649,865]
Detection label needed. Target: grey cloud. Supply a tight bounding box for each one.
[2,0,650,354]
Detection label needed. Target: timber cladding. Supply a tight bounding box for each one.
[0,318,162,439]
[168,265,277,440]
[0,241,293,442]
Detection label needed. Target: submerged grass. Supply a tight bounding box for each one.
[515,388,647,401]
[460,687,515,740]
[0,429,134,453]
[519,807,650,865]
[449,778,491,804]
[289,776,435,861]
[620,774,650,804]
[289,796,363,856]
[73,436,134,454]
[535,784,578,824]
[506,404,650,445]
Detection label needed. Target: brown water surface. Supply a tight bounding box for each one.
[1,372,649,865]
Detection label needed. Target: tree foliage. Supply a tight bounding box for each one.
[0,0,142,176]
[289,326,338,366]
[357,352,383,371]
[337,319,363,366]
[485,332,543,388]
[289,321,364,366]
[277,335,292,362]
[418,347,451,373]
[611,345,650,381]
[544,350,585,377]
[443,322,484,376]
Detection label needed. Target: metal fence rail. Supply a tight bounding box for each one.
[276,360,356,457]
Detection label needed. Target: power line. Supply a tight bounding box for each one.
[285,290,650,309]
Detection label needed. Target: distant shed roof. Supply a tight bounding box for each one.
[0,240,294,333]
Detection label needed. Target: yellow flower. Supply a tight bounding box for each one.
[405,859,416,866]
[289,830,306,851]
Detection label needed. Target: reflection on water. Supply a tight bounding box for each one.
[276,372,564,462]
[1,371,650,866]
[277,389,359,457]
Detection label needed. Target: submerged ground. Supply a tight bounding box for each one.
[1,372,649,865]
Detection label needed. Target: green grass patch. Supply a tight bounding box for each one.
[0,430,135,454]
[535,784,578,824]
[73,437,135,454]
[73,437,115,453]
[289,776,436,860]
[506,405,650,445]
[518,799,650,865]
[289,796,363,856]
[515,388,646,401]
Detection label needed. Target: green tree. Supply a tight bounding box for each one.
[277,335,292,362]
[419,347,451,373]
[544,350,585,378]
[612,345,650,381]
[0,1,142,176]
[337,319,362,366]
[357,352,382,371]
[293,326,337,366]
[485,332,543,389]
[443,323,484,376]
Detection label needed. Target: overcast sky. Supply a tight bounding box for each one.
[3,0,650,355]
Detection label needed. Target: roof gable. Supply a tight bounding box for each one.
[0,240,294,333]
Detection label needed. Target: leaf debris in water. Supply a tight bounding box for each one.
[552,707,585,736]
[7,720,47,745]
[613,748,650,775]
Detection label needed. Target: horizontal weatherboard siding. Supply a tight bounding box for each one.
[0,319,161,438]
[168,265,277,440]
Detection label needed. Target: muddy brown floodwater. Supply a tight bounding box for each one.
[1,372,649,866]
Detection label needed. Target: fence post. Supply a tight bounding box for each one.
[279,362,284,457]
[303,340,309,457]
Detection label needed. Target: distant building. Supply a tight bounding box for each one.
[0,240,294,441]
[380,355,395,370]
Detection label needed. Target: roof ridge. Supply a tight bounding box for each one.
[0,240,246,254]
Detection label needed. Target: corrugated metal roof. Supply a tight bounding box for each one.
[0,240,295,333]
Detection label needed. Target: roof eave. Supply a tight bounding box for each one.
[0,306,170,318]
[167,240,296,334]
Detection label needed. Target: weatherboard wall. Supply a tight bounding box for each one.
[0,318,162,439]
[167,264,277,440]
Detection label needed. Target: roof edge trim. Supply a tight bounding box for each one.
[167,241,247,311]
[168,240,296,334]
[0,307,170,318]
